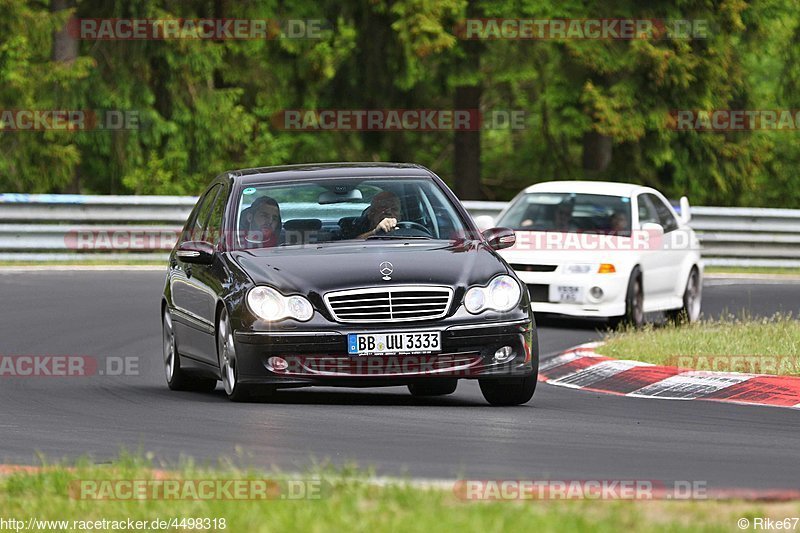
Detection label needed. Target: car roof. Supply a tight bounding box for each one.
[522,180,650,197]
[227,162,433,184]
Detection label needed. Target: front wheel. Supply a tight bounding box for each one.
[608,267,644,329]
[479,375,537,406]
[217,308,251,402]
[665,267,702,323]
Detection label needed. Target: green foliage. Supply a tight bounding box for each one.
[0,0,799,206]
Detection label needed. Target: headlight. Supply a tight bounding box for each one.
[247,286,314,322]
[464,275,522,314]
[464,286,486,313]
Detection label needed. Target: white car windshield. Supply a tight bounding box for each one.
[234,177,469,250]
[498,193,632,235]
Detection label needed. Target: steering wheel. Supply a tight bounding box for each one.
[391,221,433,237]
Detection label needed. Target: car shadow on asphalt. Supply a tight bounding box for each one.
[140,384,504,407]
[248,389,489,407]
[535,314,608,330]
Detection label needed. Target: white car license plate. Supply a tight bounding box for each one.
[549,285,584,303]
[347,332,441,355]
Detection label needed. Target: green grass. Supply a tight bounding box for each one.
[597,315,800,375]
[1,455,798,532]
[704,266,800,276]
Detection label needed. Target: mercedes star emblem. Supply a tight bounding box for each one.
[379,261,394,280]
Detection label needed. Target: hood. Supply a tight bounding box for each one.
[230,240,508,295]
[498,230,643,265]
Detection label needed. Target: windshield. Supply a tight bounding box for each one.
[233,178,469,250]
[498,192,632,235]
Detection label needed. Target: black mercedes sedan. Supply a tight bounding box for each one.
[161,163,538,405]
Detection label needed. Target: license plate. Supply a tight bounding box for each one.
[347,332,441,355]
[549,285,584,303]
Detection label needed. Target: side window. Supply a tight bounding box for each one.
[636,194,659,226]
[184,185,221,242]
[646,193,679,233]
[204,186,228,246]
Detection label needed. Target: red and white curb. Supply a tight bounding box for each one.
[539,343,800,410]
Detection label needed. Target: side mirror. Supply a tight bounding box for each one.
[641,222,664,236]
[473,215,496,232]
[679,196,691,224]
[176,241,215,265]
[482,227,516,251]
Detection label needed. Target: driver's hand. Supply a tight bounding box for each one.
[375,217,397,233]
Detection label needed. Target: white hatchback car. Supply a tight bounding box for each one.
[480,181,703,327]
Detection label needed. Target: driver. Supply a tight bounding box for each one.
[241,196,282,247]
[356,191,402,238]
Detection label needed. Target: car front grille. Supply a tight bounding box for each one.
[324,286,454,323]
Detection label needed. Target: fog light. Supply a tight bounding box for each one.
[589,286,604,300]
[268,356,289,371]
[494,346,514,363]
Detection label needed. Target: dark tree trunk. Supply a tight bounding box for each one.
[454,85,482,199]
[453,0,483,200]
[52,0,81,192]
[51,0,77,63]
[582,131,612,178]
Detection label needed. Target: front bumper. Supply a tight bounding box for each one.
[233,319,536,386]
[517,270,628,318]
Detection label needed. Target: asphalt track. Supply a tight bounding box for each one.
[1,270,799,489]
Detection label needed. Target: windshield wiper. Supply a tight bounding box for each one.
[365,235,432,240]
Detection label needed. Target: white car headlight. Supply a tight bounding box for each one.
[247,286,314,322]
[465,275,522,314]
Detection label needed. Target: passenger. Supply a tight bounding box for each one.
[356,191,402,238]
[241,196,282,247]
[552,200,575,231]
[610,212,629,234]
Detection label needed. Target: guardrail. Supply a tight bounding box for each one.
[0,194,798,267]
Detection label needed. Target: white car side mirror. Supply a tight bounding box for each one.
[473,215,496,231]
[641,222,664,236]
[679,196,691,224]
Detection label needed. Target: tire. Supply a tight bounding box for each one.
[665,267,702,324]
[217,307,252,402]
[479,375,537,406]
[408,379,458,397]
[608,267,644,329]
[163,309,217,393]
